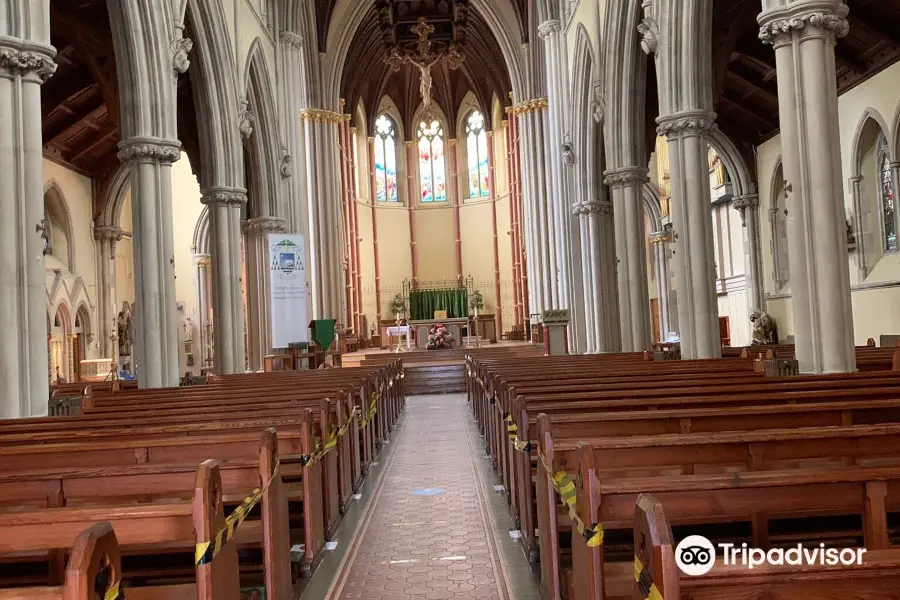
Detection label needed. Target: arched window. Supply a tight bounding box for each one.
[879,136,897,252]
[375,115,400,202]
[374,115,399,203]
[418,120,447,203]
[466,110,489,198]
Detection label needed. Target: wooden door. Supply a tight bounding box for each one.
[650,298,660,342]
[719,316,731,347]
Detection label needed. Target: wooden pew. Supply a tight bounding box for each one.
[0,460,247,600]
[537,419,900,599]
[622,493,900,600]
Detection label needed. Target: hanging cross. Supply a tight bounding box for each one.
[411,17,435,56]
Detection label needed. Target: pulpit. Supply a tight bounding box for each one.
[542,310,570,355]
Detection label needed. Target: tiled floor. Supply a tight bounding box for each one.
[322,394,541,600]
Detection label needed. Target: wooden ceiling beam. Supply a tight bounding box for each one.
[717,94,776,131]
[41,71,97,120]
[43,96,107,147]
[723,70,779,106]
[69,126,119,163]
[848,12,900,48]
[834,45,868,73]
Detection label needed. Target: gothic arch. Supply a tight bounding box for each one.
[455,92,484,137]
[642,183,663,231]
[323,0,527,107]
[571,23,597,204]
[243,38,281,218]
[182,0,245,193]
[707,127,756,196]
[97,162,131,229]
[42,180,76,272]
[376,96,405,141]
[192,206,211,256]
[851,108,894,175]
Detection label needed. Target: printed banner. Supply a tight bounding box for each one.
[268,233,308,347]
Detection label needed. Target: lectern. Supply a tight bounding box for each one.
[541,309,570,355]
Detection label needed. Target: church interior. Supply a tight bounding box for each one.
[4,0,900,598]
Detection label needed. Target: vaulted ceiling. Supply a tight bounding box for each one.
[338,1,513,136]
[709,0,900,172]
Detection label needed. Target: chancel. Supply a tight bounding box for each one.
[4,0,900,598]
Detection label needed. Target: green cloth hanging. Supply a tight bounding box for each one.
[409,289,468,320]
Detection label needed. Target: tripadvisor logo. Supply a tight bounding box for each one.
[675,535,866,576]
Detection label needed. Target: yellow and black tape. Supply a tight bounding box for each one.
[503,412,532,453]
[359,391,379,429]
[299,406,361,468]
[537,449,603,548]
[104,581,122,600]
[196,459,280,565]
[634,555,664,600]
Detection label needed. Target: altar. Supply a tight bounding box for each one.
[409,318,469,350]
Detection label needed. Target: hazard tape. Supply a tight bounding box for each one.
[536,448,603,548]
[503,411,532,452]
[195,459,281,565]
[104,581,122,600]
[359,391,379,429]
[634,555,664,600]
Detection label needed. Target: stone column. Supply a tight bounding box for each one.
[195,254,213,370]
[279,32,306,235]
[300,110,345,320]
[243,217,285,371]
[649,231,672,342]
[849,175,868,280]
[200,188,247,375]
[93,226,123,358]
[605,167,653,351]
[759,0,855,373]
[448,139,463,283]
[0,28,56,417]
[118,140,182,388]
[732,194,765,312]
[657,114,722,358]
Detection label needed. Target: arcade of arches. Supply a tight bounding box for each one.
[3,0,900,418]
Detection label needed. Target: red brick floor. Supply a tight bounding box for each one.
[331,395,510,599]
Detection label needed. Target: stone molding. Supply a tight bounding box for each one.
[538,19,561,40]
[239,103,255,140]
[637,17,659,55]
[299,108,344,124]
[732,194,760,211]
[195,254,211,267]
[171,37,193,77]
[649,231,672,246]
[656,111,716,137]
[759,2,849,46]
[241,216,286,235]
[280,146,292,179]
[200,187,248,206]
[117,138,182,164]
[279,31,304,51]
[573,201,613,216]
[93,226,123,243]
[0,44,57,82]
[603,167,650,187]
[506,98,549,116]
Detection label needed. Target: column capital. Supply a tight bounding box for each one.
[656,111,716,137]
[538,19,561,39]
[0,41,57,82]
[195,254,211,267]
[93,225,123,243]
[732,194,760,211]
[200,187,248,206]
[849,174,863,184]
[299,108,344,125]
[241,216,287,235]
[649,231,672,246]
[279,31,304,50]
[603,167,650,188]
[758,1,849,46]
[117,138,182,164]
[573,200,613,216]
[508,98,549,116]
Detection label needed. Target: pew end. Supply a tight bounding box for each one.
[633,494,678,600]
[572,443,603,600]
[62,521,122,600]
[192,459,241,600]
[258,429,294,600]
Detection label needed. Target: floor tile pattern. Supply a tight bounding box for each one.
[335,395,508,599]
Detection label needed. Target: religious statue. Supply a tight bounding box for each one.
[415,55,442,110]
[184,316,194,342]
[37,217,51,255]
[561,135,575,167]
[117,311,132,356]
[749,310,777,345]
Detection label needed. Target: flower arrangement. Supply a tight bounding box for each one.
[389,293,407,320]
[426,323,454,350]
[469,290,484,316]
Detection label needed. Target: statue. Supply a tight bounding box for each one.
[415,56,441,109]
[117,311,133,356]
[749,310,777,345]
[184,316,194,343]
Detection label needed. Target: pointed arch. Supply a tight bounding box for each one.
[243,38,282,218]
[96,162,132,229]
[642,183,663,231]
[42,180,76,272]
[707,127,755,196]
[571,23,597,204]
[192,206,211,256]
[183,0,245,193]
[851,108,893,175]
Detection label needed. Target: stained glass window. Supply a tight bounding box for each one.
[418,120,447,203]
[466,111,489,198]
[880,136,897,252]
[374,115,399,202]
